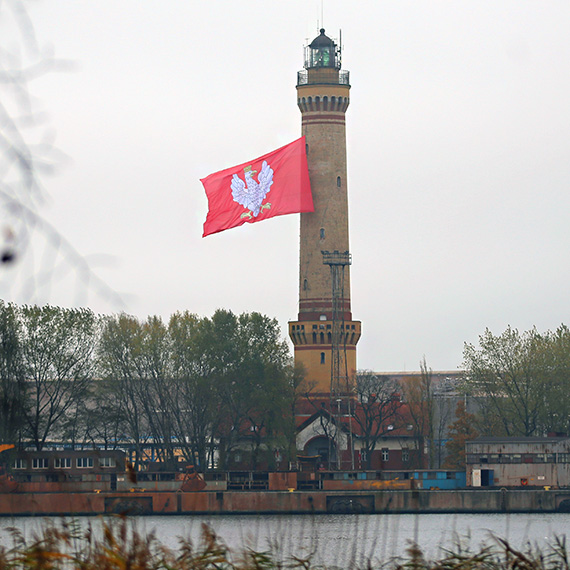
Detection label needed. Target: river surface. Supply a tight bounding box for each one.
[1,513,570,567]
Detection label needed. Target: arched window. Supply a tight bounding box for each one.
[337,176,341,188]
[320,352,325,364]
[320,228,325,240]
[303,278,308,291]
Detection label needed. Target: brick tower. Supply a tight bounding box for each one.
[288,29,361,396]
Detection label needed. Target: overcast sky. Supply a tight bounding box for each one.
[1,0,569,373]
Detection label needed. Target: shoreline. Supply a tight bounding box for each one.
[2,488,570,516]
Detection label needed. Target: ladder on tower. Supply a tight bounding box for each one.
[322,250,354,469]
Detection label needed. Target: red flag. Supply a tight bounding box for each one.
[201,136,313,237]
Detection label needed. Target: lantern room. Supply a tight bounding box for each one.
[304,29,340,70]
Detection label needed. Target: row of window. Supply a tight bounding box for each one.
[13,457,116,470]
[360,449,409,462]
[291,323,357,331]
[290,323,357,330]
[467,453,570,465]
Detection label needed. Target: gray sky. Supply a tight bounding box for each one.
[1,0,569,372]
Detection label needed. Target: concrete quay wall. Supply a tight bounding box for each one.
[2,489,570,516]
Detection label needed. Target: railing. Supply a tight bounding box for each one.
[322,250,352,266]
[297,70,350,86]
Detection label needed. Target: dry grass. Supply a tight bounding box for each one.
[0,517,569,570]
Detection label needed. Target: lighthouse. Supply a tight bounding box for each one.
[288,29,361,396]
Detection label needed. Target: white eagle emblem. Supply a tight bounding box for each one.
[231,160,274,218]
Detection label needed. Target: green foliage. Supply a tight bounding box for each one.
[20,305,99,450]
[0,300,26,443]
[463,325,570,437]
[0,302,296,465]
[0,303,98,448]
[98,308,296,471]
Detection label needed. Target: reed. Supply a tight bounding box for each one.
[0,517,569,570]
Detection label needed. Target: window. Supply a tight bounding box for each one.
[381,449,389,462]
[320,352,325,364]
[303,279,308,291]
[55,457,71,469]
[32,458,48,469]
[77,457,94,469]
[12,459,27,470]
[320,228,325,239]
[337,176,341,188]
[99,457,116,468]
[558,453,570,463]
[402,449,409,462]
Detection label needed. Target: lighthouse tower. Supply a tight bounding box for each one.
[288,29,361,396]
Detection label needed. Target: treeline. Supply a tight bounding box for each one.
[0,302,299,470]
[463,324,570,437]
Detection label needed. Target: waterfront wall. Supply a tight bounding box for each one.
[3,489,570,516]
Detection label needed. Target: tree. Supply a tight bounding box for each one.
[81,378,128,450]
[432,393,455,469]
[135,316,179,463]
[20,305,98,450]
[538,325,570,436]
[463,326,546,437]
[443,399,479,469]
[98,314,148,467]
[0,301,26,443]
[167,310,218,468]
[401,357,436,468]
[353,370,402,470]
[207,310,294,470]
[98,309,296,472]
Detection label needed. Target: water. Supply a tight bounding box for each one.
[1,513,569,567]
